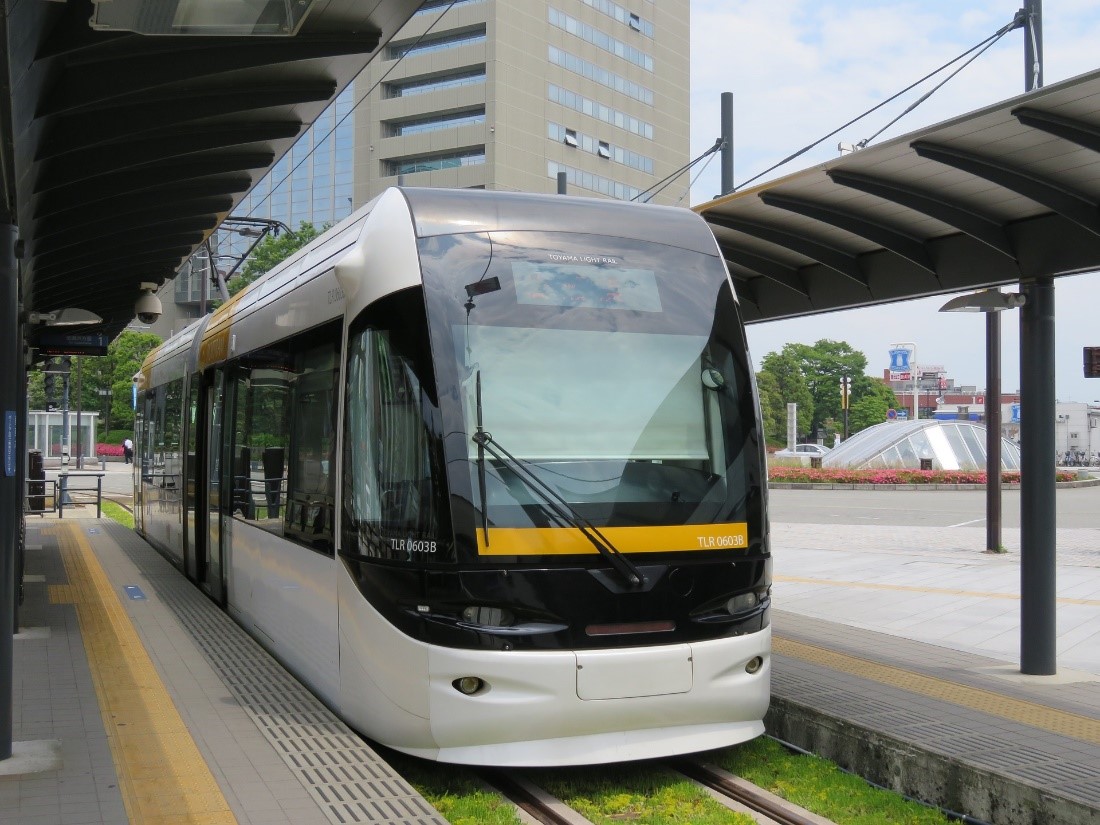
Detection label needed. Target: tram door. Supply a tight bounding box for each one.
[200,369,227,604]
[183,376,200,581]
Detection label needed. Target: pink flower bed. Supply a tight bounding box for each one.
[96,443,125,457]
[768,467,1075,485]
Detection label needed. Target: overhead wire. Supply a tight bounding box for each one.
[631,137,724,203]
[733,12,1027,193]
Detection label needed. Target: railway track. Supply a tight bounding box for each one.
[478,760,833,825]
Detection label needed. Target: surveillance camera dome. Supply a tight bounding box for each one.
[135,283,162,325]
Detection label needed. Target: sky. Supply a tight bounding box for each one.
[689,0,1100,402]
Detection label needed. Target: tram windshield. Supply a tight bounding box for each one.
[421,230,762,562]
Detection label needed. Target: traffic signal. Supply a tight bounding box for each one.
[839,375,852,409]
[59,355,72,374]
[44,372,57,409]
[1086,347,1100,378]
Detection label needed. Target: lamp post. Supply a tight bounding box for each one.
[940,289,1026,554]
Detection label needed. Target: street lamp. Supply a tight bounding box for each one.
[939,287,1027,555]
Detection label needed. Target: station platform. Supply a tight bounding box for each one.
[2,505,1098,825]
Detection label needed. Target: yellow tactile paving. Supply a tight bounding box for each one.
[46,524,237,824]
[773,635,1100,745]
[775,575,1100,606]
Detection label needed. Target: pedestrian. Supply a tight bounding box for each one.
[123,437,133,465]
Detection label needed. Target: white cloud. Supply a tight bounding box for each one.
[690,0,1100,402]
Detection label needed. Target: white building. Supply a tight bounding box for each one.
[1055,402,1100,464]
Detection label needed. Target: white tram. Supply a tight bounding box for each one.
[135,187,771,766]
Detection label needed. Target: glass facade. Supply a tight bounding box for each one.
[228,85,357,251]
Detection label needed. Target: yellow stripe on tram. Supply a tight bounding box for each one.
[48,523,237,824]
[476,522,750,555]
[773,636,1100,745]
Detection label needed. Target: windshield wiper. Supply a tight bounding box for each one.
[470,424,646,588]
[475,371,490,547]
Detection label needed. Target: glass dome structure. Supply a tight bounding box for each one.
[822,420,1021,471]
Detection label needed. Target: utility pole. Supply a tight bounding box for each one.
[720,92,734,195]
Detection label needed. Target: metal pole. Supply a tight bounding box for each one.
[75,356,83,470]
[1024,0,1043,92]
[1020,277,1056,674]
[721,92,734,195]
[0,222,18,760]
[986,310,1002,553]
[912,345,918,420]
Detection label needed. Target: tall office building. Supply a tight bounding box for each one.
[353,0,690,204]
[158,0,689,336]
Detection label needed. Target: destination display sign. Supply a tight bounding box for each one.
[35,331,109,356]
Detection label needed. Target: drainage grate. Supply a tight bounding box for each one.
[108,525,447,825]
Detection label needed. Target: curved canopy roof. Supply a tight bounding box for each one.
[695,68,1100,324]
[823,420,1020,472]
[1,0,422,340]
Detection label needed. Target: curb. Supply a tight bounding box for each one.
[769,477,1100,491]
[766,696,1097,825]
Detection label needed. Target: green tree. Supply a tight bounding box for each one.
[780,340,868,437]
[109,331,162,431]
[226,222,326,297]
[754,371,786,443]
[848,378,899,434]
[758,350,814,440]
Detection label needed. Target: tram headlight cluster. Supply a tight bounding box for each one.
[461,605,515,627]
[725,592,759,615]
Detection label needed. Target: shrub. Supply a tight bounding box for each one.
[96,443,125,457]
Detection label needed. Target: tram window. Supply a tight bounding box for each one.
[343,290,449,563]
[226,321,339,554]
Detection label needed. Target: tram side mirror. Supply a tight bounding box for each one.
[701,368,726,390]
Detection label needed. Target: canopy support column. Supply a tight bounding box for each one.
[1019,276,1056,675]
[0,223,18,760]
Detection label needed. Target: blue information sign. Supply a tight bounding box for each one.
[3,411,15,477]
[889,348,911,371]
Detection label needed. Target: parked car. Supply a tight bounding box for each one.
[773,443,831,465]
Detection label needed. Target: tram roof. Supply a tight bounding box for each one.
[1,0,422,341]
[694,67,1100,324]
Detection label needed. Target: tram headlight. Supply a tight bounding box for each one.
[453,676,486,695]
[461,605,515,627]
[725,592,759,614]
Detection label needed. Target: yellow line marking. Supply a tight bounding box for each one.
[773,636,1100,745]
[775,575,1100,606]
[49,523,237,824]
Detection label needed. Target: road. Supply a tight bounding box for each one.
[768,484,1100,529]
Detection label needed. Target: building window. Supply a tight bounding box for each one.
[548,84,654,140]
[414,0,485,15]
[549,8,654,71]
[548,45,653,105]
[387,26,486,60]
[386,148,486,177]
[579,0,655,37]
[385,108,486,137]
[549,124,654,172]
[564,128,578,147]
[548,161,641,201]
[598,141,611,159]
[385,68,486,98]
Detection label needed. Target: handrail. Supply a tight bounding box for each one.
[55,471,105,519]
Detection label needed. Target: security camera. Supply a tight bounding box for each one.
[135,282,162,325]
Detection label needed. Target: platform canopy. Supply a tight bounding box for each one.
[695,68,1100,324]
[0,0,423,340]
